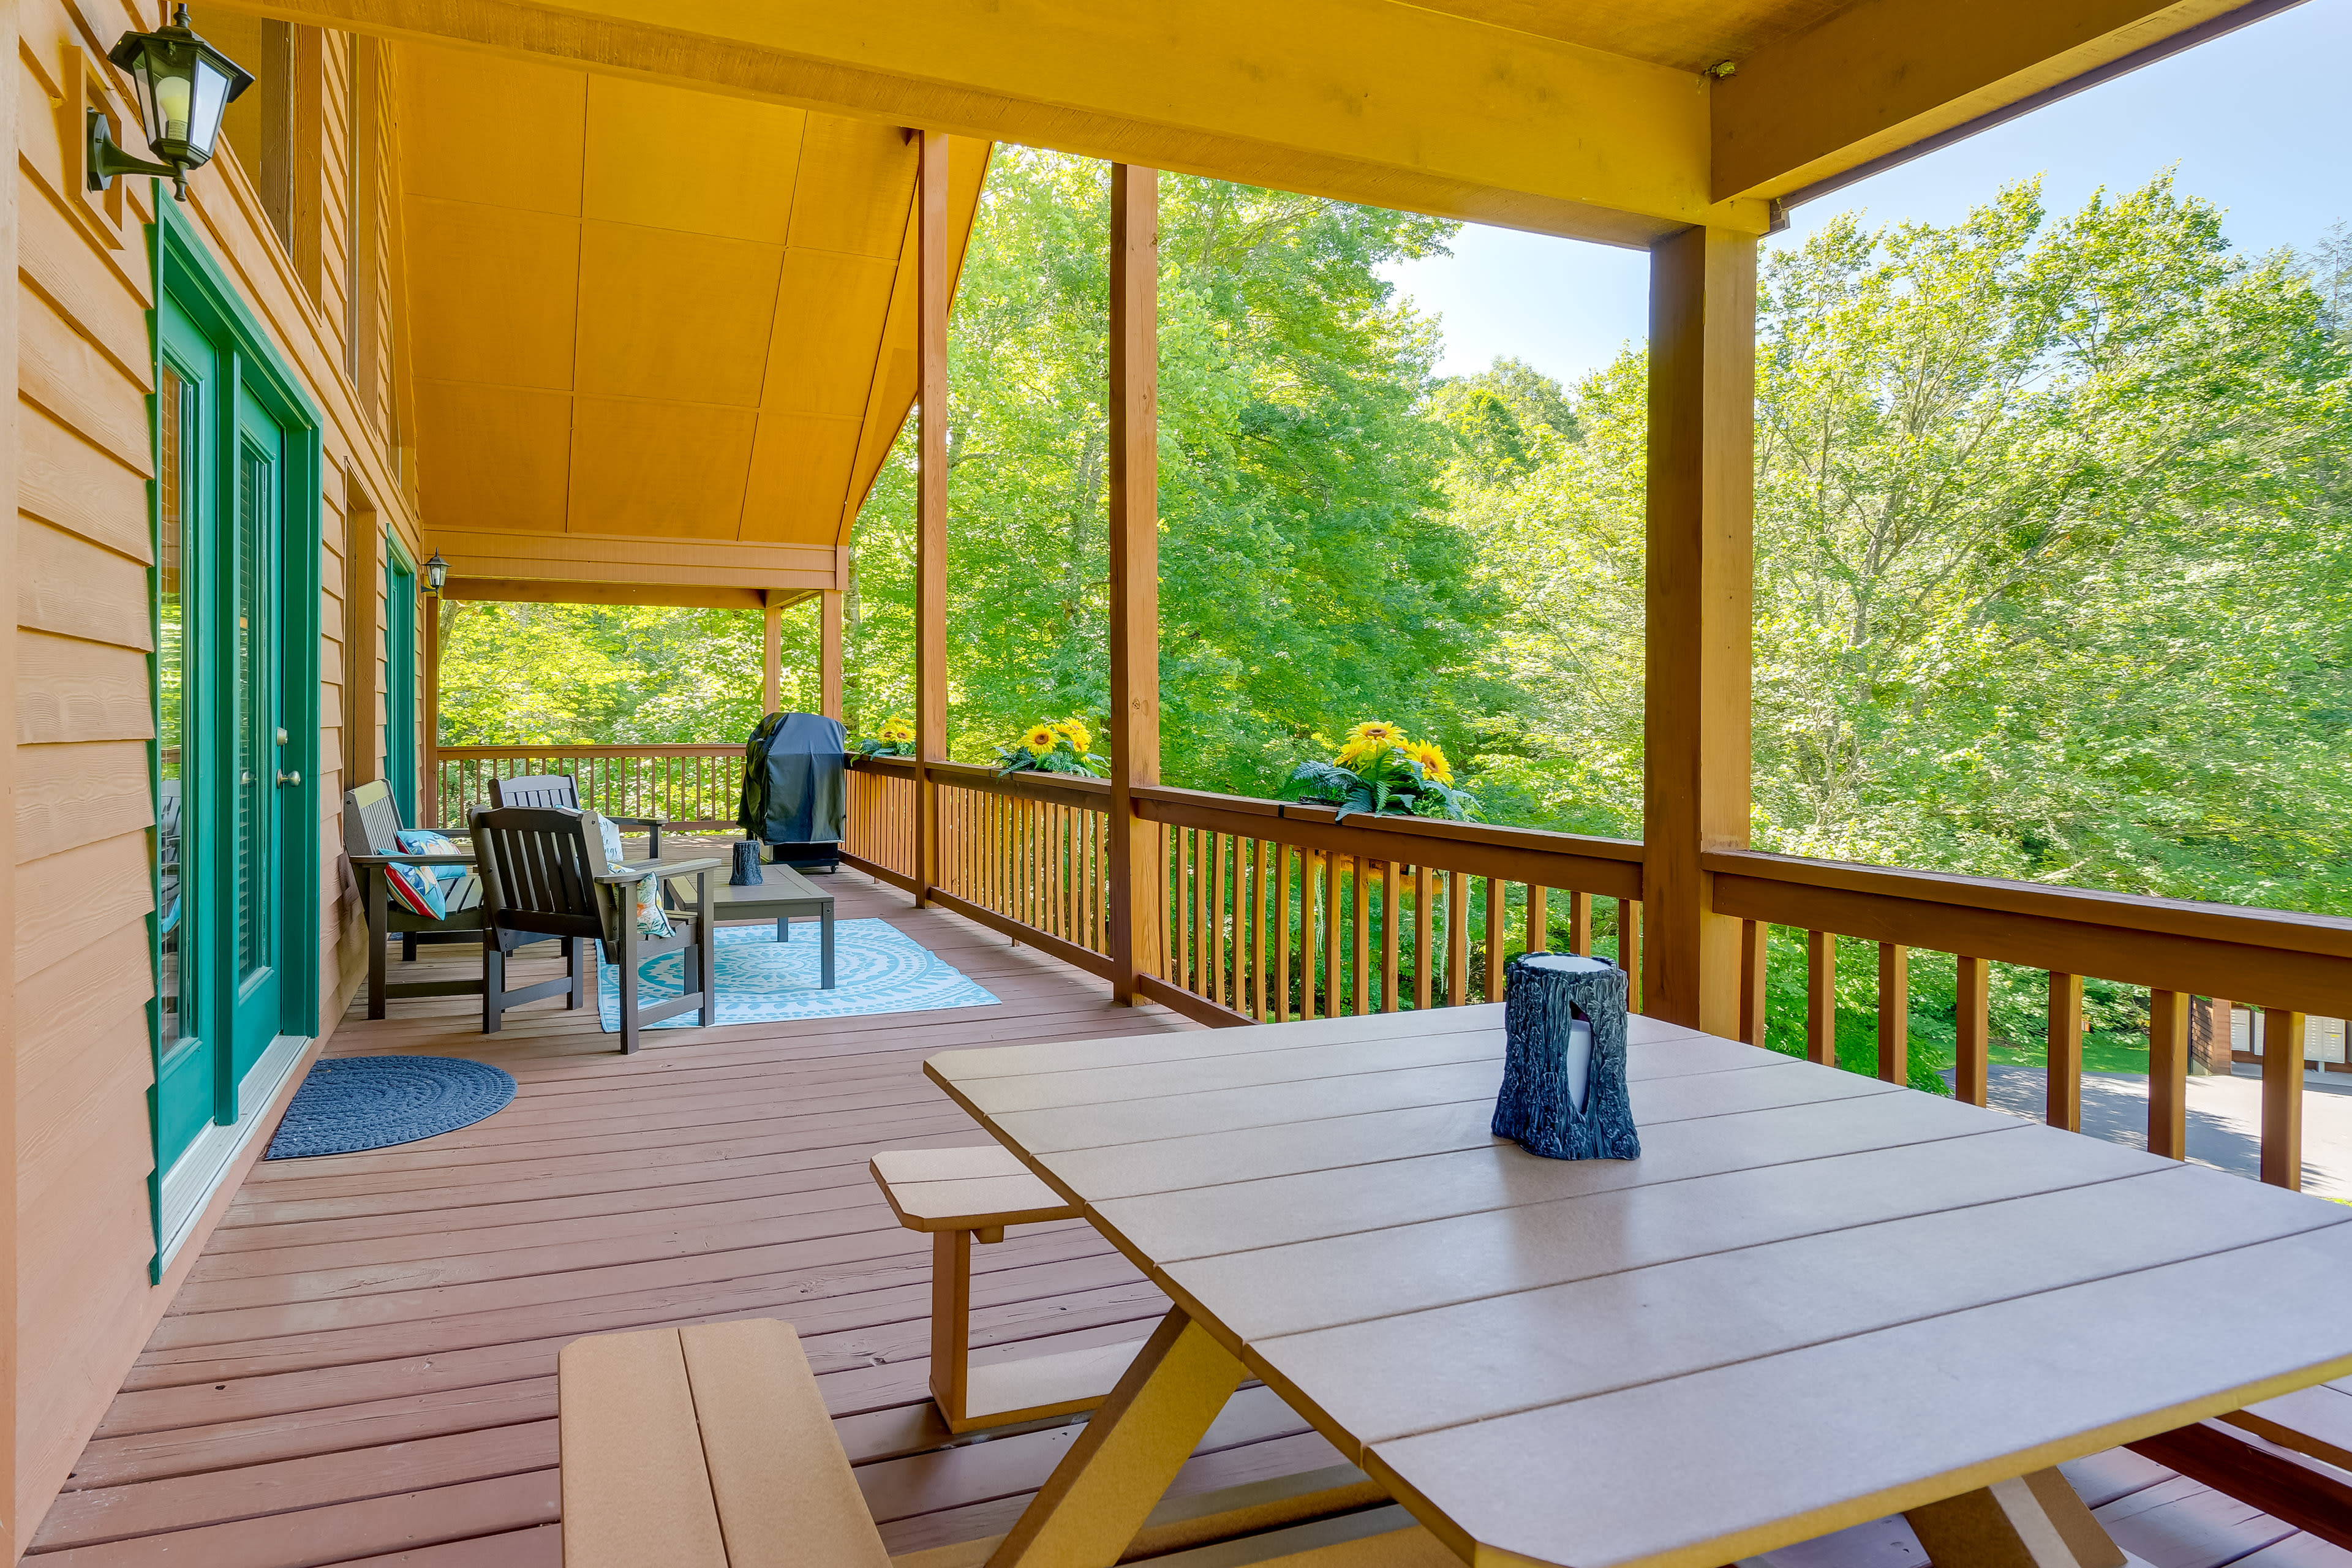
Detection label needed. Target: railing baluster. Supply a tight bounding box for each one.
[1211,832,1229,1007]
[1412,865,1433,1011]
[1617,897,1643,1012]
[1275,845,1294,1020]
[1351,860,1372,1016]
[1568,889,1592,956]
[1955,956,1989,1104]
[1877,942,1907,1084]
[2263,1008,2305,1189]
[1378,862,1398,1012]
[1740,919,1766,1047]
[1482,877,1504,1002]
[2047,971,2084,1131]
[1322,853,1342,1019]
[2149,988,2188,1159]
[1446,871,1468,1008]
[1805,930,1836,1066]
[1525,885,1547,954]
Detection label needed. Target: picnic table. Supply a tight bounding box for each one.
[924,1005,2352,1568]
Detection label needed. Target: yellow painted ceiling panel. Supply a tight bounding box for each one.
[786,116,920,258]
[761,249,898,418]
[1410,0,1849,72]
[417,383,575,533]
[741,413,864,544]
[568,398,759,539]
[584,75,807,243]
[395,42,586,217]
[573,222,783,407]
[406,198,581,392]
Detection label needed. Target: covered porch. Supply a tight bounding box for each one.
[23,0,2352,1561]
[29,871,2351,1566]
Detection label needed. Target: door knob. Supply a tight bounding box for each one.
[241,769,254,785]
[276,726,289,745]
[277,769,302,787]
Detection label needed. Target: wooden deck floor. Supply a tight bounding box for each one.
[28,869,2352,1567]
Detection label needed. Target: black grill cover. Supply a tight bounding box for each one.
[739,712,846,854]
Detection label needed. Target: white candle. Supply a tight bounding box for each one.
[1566,1017,1593,1114]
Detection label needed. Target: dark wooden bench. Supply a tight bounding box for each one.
[2124,1379,2352,1551]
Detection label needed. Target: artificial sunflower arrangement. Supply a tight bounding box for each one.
[1280,720,1480,822]
[851,717,917,758]
[993,715,1106,778]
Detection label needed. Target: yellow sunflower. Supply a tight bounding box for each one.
[1055,716,1095,754]
[1411,741,1455,785]
[878,718,914,743]
[1344,720,1404,750]
[1022,723,1058,756]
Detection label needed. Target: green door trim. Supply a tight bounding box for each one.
[146,197,325,1275]
[385,537,418,824]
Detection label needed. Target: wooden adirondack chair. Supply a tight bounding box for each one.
[489,773,665,858]
[345,780,489,1019]
[469,806,721,1052]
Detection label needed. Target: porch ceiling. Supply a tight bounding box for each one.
[396,42,989,594]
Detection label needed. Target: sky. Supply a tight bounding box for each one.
[1379,0,2352,387]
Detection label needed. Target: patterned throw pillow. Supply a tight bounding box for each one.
[594,814,673,939]
[394,827,470,891]
[381,858,447,920]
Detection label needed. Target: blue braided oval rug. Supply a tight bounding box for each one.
[265,1056,517,1159]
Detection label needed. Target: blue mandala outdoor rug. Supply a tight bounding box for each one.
[594,918,1000,1033]
[265,1056,517,1159]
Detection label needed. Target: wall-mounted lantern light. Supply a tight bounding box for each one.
[423,552,450,594]
[88,6,252,203]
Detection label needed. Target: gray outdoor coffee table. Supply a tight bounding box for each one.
[665,859,835,989]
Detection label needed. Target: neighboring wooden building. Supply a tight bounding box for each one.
[0,0,2329,1559]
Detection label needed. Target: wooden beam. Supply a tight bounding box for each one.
[1713,0,2261,200]
[0,0,21,1543]
[1641,225,1754,1035]
[1109,163,1163,1006]
[426,530,840,592]
[820,589,843,721]
[914,129,949,905]
[2149,988,2188,1159]
[762,601,782,715]
[341,481,380,788]
[441,578,796,611]
[205,0,1768,246]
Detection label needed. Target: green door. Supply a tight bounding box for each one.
[153,303,297,1170]
[230,379,288,1088]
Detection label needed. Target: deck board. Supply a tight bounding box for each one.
[29,870,2351,1566]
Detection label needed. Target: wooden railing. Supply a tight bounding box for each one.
[1709,849,2352,1189]
[431,745,744,832]
[1132,786,1644,1028]
[842,757,2352,1191]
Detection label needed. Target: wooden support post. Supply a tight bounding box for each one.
[1569,890,1593,957]
[761,598,782,715]
[2206,997,2237,1074]
[820,588,843,720]
[1739,919,1767,1047]
[2048,971,2084,1133]
[422,590,440,829]
[1107,163,1161,1004]
[1877,943,1907,1085]
[2149,989,2188,1161]
[914,131,950,906]
[2263,1009,2305,1190]
[1955,956,1989,1107]
[1805,929,1836,1067]
[1642,224,1755,1036]
[929,1230,971,1417]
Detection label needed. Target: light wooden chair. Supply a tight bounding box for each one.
[870,1145,1143,1433]
[557,1318,891,1568]
[467,805,720,1052]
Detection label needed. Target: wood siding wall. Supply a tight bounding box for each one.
[8,0,419,1547]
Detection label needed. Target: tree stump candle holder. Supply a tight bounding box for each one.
[729,840,765,886]
[1493,952,1639,1160]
